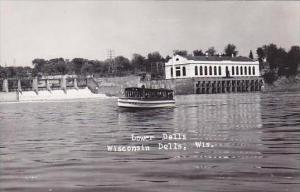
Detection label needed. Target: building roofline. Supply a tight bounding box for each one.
[173,54,255,62]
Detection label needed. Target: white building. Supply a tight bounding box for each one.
[165,55,260,79]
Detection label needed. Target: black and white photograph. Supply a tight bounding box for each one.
[0,0,299,191]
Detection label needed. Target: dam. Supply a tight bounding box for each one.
[0,75,105,102]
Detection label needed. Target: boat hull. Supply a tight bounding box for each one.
[117,98,175,108]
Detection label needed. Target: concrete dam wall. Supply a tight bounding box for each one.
[0,76,107,102]
[94,76,142,96]
[18,88,106,102]
[0,88,107,103]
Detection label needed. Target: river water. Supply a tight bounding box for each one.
[0,92,299,192]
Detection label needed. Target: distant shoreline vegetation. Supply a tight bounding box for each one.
[0,44,299,85]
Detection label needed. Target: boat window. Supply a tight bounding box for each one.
[195,66,198,76]
[182,66,186,76]
[204,66,208,75]
[240,66,243,75]
[248,66,251,75]
[244,66,247,75]
[253,66,255,75]
[214,66,217,75]
[209,66,212,75]
[125,88,174,100]
[232,66,235,75]
[236,66,239,75]
[218,66,221,75]
[171,67,173,77]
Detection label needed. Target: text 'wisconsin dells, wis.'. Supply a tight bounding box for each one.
[106,133,214,152]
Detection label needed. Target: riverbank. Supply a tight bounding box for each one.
[263,75,300,92]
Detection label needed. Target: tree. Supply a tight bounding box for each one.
[224,44,238,57]
[0,66,7,78]
[131,53,146,73]
[206,47,216,56]
[14,67,32,78]
[147,52,164,76]
[147,52,163,62]
[80,60,95,76]
[263,71,277,84]
[256,47,265,70]
[114,56,131,75]
[249,50,254,59]
[193,49,205,56]
[46,58,66,75]
[71,58,87,75]
[263,44,278,70]
[32,58,47,76]
[286,46,300,76]
[173,50,188,57]
[93,60,108,75]
[256,47,265,62]
[55,58,69,75]
[276,47,288,76]
[5,67,17,78]
[165,55,172,62]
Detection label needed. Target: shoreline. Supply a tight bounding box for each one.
[263,75,300,92]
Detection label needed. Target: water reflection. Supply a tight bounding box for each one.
[174,93,262,132]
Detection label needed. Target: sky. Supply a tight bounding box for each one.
[0,0,299,67]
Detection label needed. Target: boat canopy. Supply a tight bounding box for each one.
[124,87,174,100]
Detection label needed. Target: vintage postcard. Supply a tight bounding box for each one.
[0,1,299,192]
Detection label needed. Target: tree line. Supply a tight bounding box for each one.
[0,44,299,84]
[256,44,300,83]
[0,52,167,79]
[0,44,244,79]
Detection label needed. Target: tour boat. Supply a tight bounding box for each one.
[118,87,175,108]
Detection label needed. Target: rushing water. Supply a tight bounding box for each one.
[0,92,299,192]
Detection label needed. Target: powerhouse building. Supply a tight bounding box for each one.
[165,55,260,79]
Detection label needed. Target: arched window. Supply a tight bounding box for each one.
[219,66,221,75]
[171,67,173,77]
[200,66,203,75]
[232,66,235,75]
[214,66,217,75]
[195,66,198,76]
[182,66,186,76]
[225,66,229,77]
[253,66,255,75]
[204,66,208,75]
[236,66,239,75]
[248,66,251,75]
[244,66,247,75]
[209,66,212,75]
[240,66,243,75]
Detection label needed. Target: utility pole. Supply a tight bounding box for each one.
[107,49,115,75]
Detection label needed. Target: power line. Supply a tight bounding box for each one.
[107,49,115,74]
